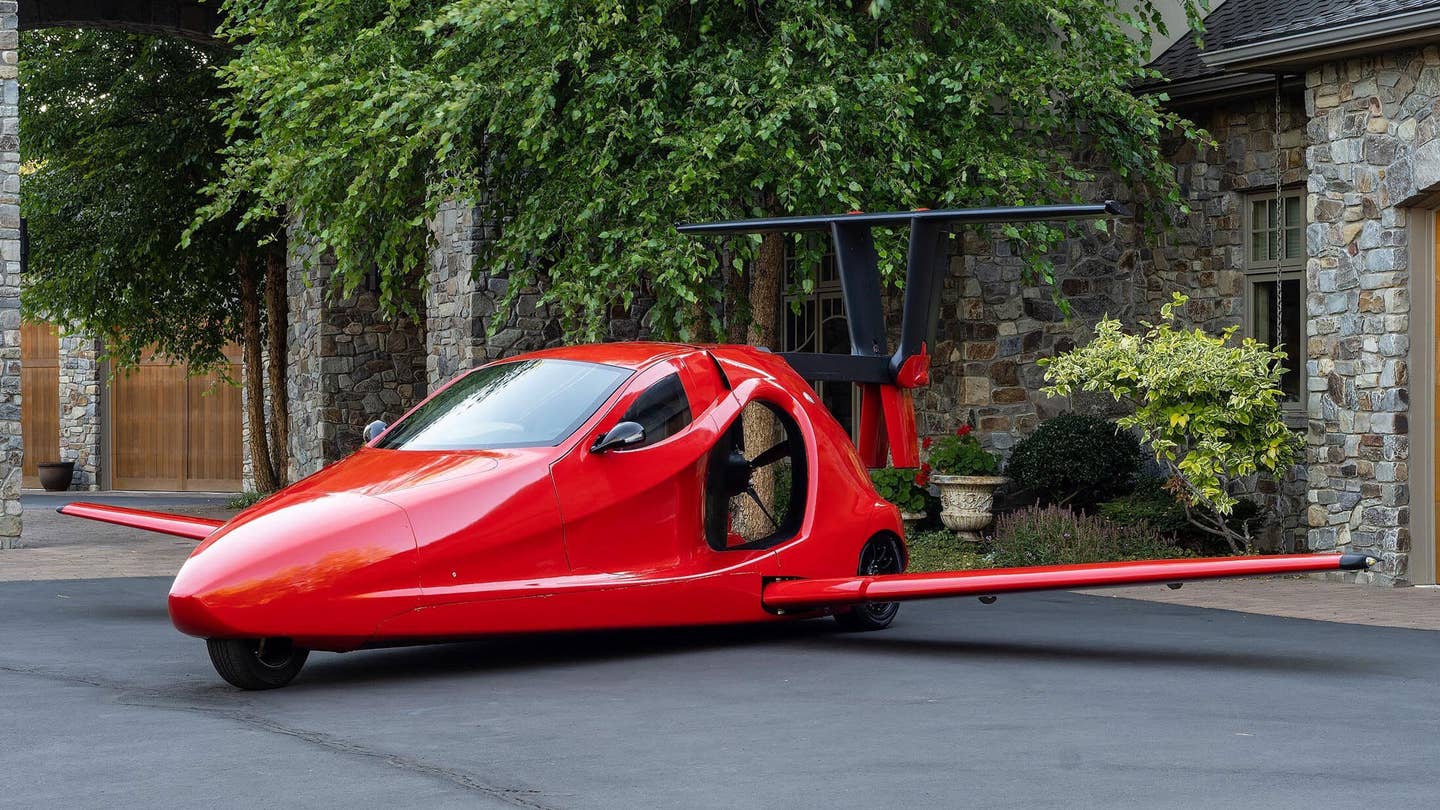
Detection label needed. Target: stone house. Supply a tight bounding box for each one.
[3,0,1439,588]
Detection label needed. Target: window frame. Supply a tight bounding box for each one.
[1241,190,1308,410]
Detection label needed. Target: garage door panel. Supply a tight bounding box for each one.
[111,351,243,492]
[186,369,243,490]
[20,323,59,486]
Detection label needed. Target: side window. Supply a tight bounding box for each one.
[619,373,693,448]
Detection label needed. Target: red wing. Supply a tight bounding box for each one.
[58,502,224,541]
[762,553,1374,609]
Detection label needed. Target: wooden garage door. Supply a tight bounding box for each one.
[20,322,59,487]
[110,348,244,492]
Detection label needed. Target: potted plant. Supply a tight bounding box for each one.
[925,425,1005,540]
[869,466,934,536]
[37,461,75,492]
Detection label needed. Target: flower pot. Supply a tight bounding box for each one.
[38,461,76,493]
[930,474,1007,541]
[899,510,926,537]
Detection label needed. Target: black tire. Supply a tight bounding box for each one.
[834,533,905,631]
[206,638,309,690]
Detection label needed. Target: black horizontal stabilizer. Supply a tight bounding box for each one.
[674,202,1125,235]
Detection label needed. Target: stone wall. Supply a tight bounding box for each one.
[425,201,561,389]
[287,229,428,479]
[56,333,100,490]
[1302,47,1440,585]
[0,3,19,546]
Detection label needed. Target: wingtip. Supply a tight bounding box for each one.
[1338,553,1376,571]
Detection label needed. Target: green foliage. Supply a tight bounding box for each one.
[19,30,274,373]
[208,0,1208,336]
[926,425,1000,476]
[1040,293,1301,552]
[1096,477,1190,535]
[989,505,1188,568]
[904,529,987,574]
[1006,414,1141,507]
[870,467,934,514]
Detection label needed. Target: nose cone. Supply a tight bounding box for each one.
[169,491,421,646]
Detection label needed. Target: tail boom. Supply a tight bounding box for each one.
[58,502,224,541]
[762,553,1374,609]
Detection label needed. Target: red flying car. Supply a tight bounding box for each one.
[62,203,1372,689]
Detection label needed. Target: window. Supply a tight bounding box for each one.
[1244,192,1306,404]
[377,359,631,450]
[619,373,693,448]
[782,237,857,437]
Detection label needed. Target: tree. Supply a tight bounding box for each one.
[1039,293,1303,553]
[207,0,1206,345]
[20,30,292,492]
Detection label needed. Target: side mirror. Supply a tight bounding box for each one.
[592,421,645,454]
[363,420,388,443]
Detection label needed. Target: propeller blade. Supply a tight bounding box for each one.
[748,439,791,469]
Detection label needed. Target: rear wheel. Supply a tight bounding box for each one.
[834,533,905,631]
[206,637,309,690]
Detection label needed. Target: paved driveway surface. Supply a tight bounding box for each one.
[3,576,1436,809]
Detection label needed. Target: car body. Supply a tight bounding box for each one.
[165,342,898,653]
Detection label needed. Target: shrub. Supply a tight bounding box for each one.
[989,505,1188,568]
[1041,292,1301,553]
[1005,414,1141,507]
[926,424,1001,476]
[869,467,935,514]
[1096,478,1189,535]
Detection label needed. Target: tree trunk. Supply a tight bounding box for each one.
[263,248,290,488]
[239,254,279,494]
[737,230,786,535]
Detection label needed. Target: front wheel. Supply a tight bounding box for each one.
[834,533,905,631]
[206,638,309,690]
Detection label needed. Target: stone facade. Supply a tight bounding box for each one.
[1301,47,1440,585]
[56,333,100,490]
[425,201,561,389]
[287,229,428,479]
[0,3,19,547]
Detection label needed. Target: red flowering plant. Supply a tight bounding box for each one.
[925,424,1002,477]
[869,465,935,515]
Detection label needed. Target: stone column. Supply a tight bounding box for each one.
[287,226,427,479]
[56,334,101,490]
[0,4,20,547]
[1302,49,1440,584]
[425,200,560,391]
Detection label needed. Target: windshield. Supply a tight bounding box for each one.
[376,359,632,450]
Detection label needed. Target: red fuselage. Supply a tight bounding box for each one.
[167,343,901,651]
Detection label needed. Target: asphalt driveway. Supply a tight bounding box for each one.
[2,576,1435,809]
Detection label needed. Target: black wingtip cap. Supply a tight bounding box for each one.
[1338,553,1376,571]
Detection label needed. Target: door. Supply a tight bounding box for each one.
[20,323,59,487]
[110,347,243,491]
[551,362,717,574]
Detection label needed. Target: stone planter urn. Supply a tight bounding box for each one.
[38,461,76,493]
[899,510,927,537]
[931,474,1007,541]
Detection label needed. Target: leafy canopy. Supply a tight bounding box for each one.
[207,0,1206,338]
[20,30,269,372]
[1040,293,1302,551]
